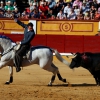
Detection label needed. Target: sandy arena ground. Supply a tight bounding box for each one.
[0,57,100,100]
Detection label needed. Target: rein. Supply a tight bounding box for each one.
[0,45,17,56]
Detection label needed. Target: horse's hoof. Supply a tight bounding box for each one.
[62,79,66,83]
[48,84,52,86]
[5,81,10,85]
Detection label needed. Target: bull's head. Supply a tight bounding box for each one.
[69,52,82,69]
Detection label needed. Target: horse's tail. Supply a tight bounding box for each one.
[51,49,70,66]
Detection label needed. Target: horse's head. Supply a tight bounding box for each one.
[0,35,13,53]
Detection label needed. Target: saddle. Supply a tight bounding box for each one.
[13,44,31,59]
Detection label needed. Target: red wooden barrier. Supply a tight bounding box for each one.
[2,34,100,53]
[46,35,65,52]
[84,36,100,53]
[65,35,84,53]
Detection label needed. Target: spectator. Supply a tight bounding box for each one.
[73,4,80,15]
[73,0,82,9]
[29,2,34,12]
[0,9,5,17]
[64,3,72,17]
[47,9,53,18]
[33,2,38,11]
[5,0,16,6]
[67,8,76,20]
[90,5,97,19]
[29,9,34,18]
[51,15,56,19]
[39,1,48,15]
[0,1,5,11]
[77,11,84,20]
[94,10,100,20]
[5,1,15,11]
[31,9,40,18]
[48,0,56,10]
[56,9,66,19]
[44,0,49,14]
[4,8,13,18]
[13,7,20,18]
[91,0,98,9]
[84,11,91,20]
[81,1,90,15]
[40,11,47,19]
[56,0,65,12]
[21,9,30,19]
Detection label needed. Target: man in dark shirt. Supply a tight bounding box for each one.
[14,18,35,72]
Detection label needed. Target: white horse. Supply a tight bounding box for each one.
[0,35,70,86]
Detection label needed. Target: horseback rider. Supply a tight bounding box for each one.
[14,18,35,72]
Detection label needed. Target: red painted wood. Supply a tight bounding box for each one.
[3,34,100,53]
[65,35,84,53]
[46,35,65,52]
[32,35,47,46]
[5,34,23,42]
[84,36,100,53]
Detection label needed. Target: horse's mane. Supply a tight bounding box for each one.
[0,35,14,42]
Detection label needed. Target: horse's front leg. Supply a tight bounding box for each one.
[5,66,13,84]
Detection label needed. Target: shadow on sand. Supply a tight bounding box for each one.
[51,83,97,87]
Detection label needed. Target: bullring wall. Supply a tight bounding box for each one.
[4,34,100,53]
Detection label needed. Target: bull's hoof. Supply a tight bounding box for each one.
[62,79,66,83]
[5,81,10,85]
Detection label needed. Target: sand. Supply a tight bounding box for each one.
[0,58,100,100]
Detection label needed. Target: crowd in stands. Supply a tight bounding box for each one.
[0,0,100,20]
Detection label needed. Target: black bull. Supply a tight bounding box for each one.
[70,52,100,86]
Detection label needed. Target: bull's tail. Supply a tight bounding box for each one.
[52,49,70,67]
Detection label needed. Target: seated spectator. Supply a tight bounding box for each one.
[29,2,34,12]
[30,0,39,6]
[48,0,56,10]
[33,2,38,11]
[21,9,30,19]
[13,7,20,18]
[56,0,65,13]
[77,11,84,20]
[5,0,16,6]
[47,9,53,19]
[64,3,72,17]
[73,0,82,9]
[94,10,100,20]
[29,9,34,18]
[0,1,5,11]
[39,1,48,15]
[5,1,15,11]
[81,1,90,15]
[31,9,40,18]
[73,4,80,15]
[4,8,13,18]
[67,8,76,20]
[91,0,98,9]
[56,9,66,19]
[90,5,97,19]
[40,11,47,19]
[44,0,49,14]
[84,11,91,20]
[0,9,5,18]
[50,15,56,19]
